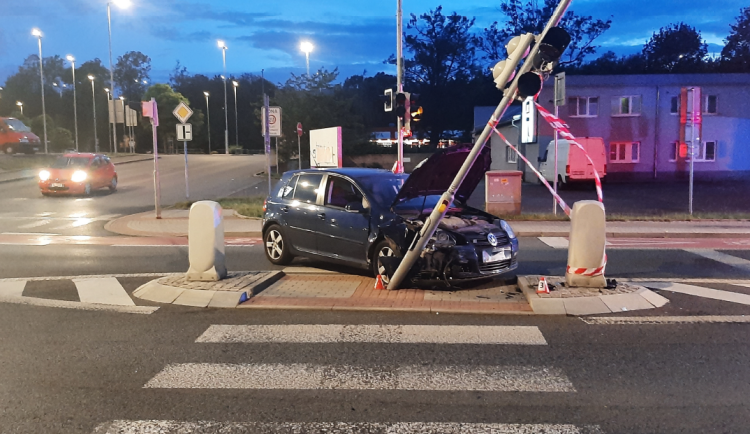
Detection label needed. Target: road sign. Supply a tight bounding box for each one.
[173,102,193,124]
[554,72,566,107]
[297,122,303,137]
[176,123,193,141]
[521,96,537,144]
[261,106,282,137]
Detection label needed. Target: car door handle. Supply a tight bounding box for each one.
[317,213,326,220]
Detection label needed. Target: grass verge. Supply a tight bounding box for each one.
[171,196,265,218]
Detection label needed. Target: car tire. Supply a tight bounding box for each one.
[108,177,117,192]
[371,240,400,285]
[4,146,13,155]
[263,224,293,265]
[84,183,92,196]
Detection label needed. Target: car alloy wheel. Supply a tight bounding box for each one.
[109,177,117,192]
[4,146,13,154]
[266,229,284,261]
[377,245,395,284]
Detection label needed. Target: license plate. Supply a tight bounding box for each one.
[482,248,510,263]
[51,183,64,188]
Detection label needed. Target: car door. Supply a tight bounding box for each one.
[88,157,102,187]
[282,172,324,254]
[315,175,371,266]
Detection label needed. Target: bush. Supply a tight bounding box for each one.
[50,127,74,151]
[31,115,55,137]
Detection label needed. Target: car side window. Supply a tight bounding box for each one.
[293,173,323,204]
[280,175,298,199]
[91,157,101,168]
[325,176,363,209]
[103,156,112,165]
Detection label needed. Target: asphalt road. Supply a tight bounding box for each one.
[0,154,269,237]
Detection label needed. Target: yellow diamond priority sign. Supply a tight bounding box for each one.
[172,102,193,124]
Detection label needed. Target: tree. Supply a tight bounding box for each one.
[721,7,750,72]
[141,84,204,152]
[114,51,151,102]
[481,0,612,68]
[642,23,708,73]
[562,51,647,75]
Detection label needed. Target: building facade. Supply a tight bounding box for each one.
[477,73,750,182]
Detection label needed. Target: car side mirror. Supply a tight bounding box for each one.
[345,202,365,213]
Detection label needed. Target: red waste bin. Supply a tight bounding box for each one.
[485,170,522,215]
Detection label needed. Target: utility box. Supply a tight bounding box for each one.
[186,201,227,281]
[485,170,522,215]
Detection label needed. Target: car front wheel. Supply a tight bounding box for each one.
[264,224,293,265]
[371,240,400,285]
[108,177,117,192]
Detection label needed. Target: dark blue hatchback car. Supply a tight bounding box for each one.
[261,144,518,287]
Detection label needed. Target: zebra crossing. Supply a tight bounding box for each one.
[92,324,603,433]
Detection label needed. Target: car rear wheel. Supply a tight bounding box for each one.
[264,224,293,265]
[4,146,14,154]
[108,177,117,192]
[371,240,399,285]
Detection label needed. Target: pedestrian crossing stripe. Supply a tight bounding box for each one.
[73,277,135,306]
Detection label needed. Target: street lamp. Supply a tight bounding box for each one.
[119,96,126,152]
[32,28,48,154]
[232,80,239,149]
[66,55,79,151]
[88,75,99,152]
[104,87,113,153]
[16,101,23,115]
[217,40,229,154]
[107,0,130,156]
[203,91,211,154]
[300,41,314,76]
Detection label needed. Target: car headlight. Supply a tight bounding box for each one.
[71,170,88,183]
[39,170,50,181]
[499,220,516,239]
[430,230,456,248]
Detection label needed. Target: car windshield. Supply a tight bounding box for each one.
[357,174,408,207]
[4,119,31,132]
[393,195,459,216]
[51,157,89,169]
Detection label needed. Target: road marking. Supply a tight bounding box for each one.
[17,220,52,229]
[144,363,575,392]
[93,421,603,434]
[582,315,750,325]
[685,249,750,273]
[644,282,750,306]
[0,273,176,282]
[196,324,548,345]
[538,237,568,249]
[1,232,60,236]
[73,277,135,306]
[0,281,26,297]
[0,294,158,314]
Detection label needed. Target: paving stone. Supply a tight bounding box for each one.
[158,271,267,292]
[563,297,612,316]
[600,293,655,312]
[173,289,215,307]
[638,288,670,308]
[530,297,566,315]
[137,282,184,304]
[208,291,243,308]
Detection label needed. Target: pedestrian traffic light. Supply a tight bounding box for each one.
[395,92,408,119]
[381,89,393,112]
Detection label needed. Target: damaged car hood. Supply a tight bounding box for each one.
[392,143,491,206]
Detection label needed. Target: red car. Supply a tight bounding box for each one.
[38,153,118,196]
[0,117,41,154]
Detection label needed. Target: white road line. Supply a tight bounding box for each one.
[538,237,569,249]
[644,282,750,306]
[0,273,177,283]
[93,420,603,434]
[582,315,750,325]
[1,232,60,236]
[0,281,26,297]
[0,294,158,314]
[17,220,52,229]
[685,249,750,273]
[196,325,548,345]
[73,277,136,306]
[144,363,575,392]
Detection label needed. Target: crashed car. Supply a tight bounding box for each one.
[261,144,518,286]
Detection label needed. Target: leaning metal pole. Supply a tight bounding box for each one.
[388,0,573,290]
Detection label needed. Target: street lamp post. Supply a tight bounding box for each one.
[300,41,313,76]
[204,91,211,154]
[232,81,239,149]
[32,28,48,154]
[88,75,99,153]
[66,55,79,151]
[16,101,23,115]
[218,40,229,154]
[104,88,113,153]
[107,0,130,156]
[119,96,126,153]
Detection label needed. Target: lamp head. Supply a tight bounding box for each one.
[16,101,23,106]
[31,28,42,37]
[66,55,75,62]
[104,88,110,93]
[111,0,131,9]
[119,96,125,100]
[203,92,209,97]
[87,75,95,81]
[217,40,226,49]
[300,41,314,54]
[232,81,239,87]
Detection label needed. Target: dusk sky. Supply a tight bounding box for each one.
[1,0,746,86]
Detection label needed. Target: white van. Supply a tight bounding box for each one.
[538,137,606,185]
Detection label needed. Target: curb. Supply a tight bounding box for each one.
[517,276,669,315]
[104,211,262,238]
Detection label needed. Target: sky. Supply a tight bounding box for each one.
[0,0,746,86]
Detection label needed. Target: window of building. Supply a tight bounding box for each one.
[506,145,517,164]
[611,96,642,117]
[704,95,718,114]
[691,141,717,162]
[669,142,679,162]
[293,173,323,204]
[670,96,680,114]
[609,142,640,163]
[568,96,599,117]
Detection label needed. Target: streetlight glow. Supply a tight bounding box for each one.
[111,0,131,8]
[217,40,226,49]
[232,81,238,87]
[31,28,42,37]
[66,55,75,62]
[88,75,95,81]
[300,41,314,76]
[203,91,209,97]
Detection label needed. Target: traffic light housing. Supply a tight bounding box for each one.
[395,92,408,119]
[381,89,393,112]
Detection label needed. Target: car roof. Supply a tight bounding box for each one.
[62,153,96,158]
[287,167,402,178]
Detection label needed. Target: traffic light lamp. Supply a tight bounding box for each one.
[395,92,408,119]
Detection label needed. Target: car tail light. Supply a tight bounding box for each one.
[565,165,570,175]
[262,199,267,213]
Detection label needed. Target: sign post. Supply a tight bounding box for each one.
[173,102,194,199]
[263,95,272,195]
[553,72,566,215]
[261,105,282,178]
[142,98,161,219]
[297,122,303,169]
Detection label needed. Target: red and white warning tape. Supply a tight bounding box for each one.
[534,103,604,203]
[566,263,606,277]
[492,127,572,217]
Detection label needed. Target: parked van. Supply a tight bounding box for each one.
[538,137,606,185]
[0,117,41,154]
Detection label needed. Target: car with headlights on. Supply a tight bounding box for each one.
[38,153,117,196]
[261,144,518,287]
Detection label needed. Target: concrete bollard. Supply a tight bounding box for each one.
[565,200,606,288]
[186,200,227,281]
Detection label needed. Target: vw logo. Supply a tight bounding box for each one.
[487,233,498,247]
